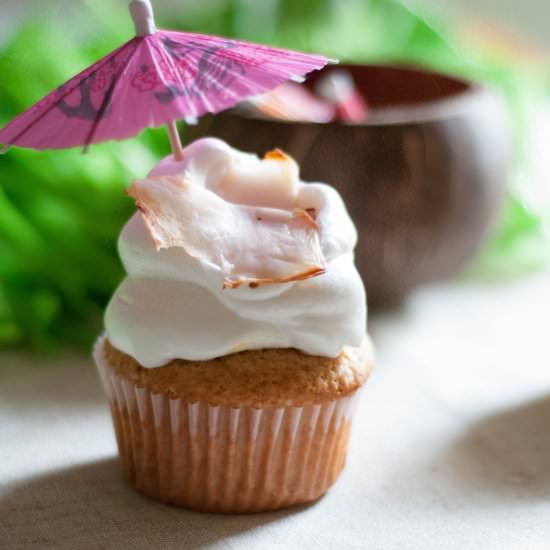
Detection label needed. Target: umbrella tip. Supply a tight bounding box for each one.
[129,0,157,37]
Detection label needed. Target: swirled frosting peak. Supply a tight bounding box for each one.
[105,138,366,367]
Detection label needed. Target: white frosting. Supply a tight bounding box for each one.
[105,138,366,367]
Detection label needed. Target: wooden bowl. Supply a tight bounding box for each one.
[187,64,510,306]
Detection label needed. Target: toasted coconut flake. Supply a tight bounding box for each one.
[264,148,288,161]
[127,175,326,288]
[216,147,298,210]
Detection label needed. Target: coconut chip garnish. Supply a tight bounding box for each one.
[127,175,326,289]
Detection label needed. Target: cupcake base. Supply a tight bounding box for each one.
[94,337,368,513]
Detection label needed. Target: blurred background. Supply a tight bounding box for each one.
[0,0,548,353]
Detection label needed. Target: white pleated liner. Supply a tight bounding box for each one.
[94,338,363,513]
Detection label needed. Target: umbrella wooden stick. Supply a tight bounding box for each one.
[167,120,184,161]
[130,0,184,160]
[129,0,156,36]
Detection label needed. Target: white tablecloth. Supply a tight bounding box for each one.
[2,272,550,550]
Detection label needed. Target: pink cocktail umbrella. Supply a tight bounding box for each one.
[0,0,332,159]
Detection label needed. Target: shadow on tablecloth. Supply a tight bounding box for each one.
[0,457,305,550]
[441,395,550,501]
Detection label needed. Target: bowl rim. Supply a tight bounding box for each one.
[233,63,489,127]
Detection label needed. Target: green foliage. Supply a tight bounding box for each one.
[0,16,166,351]
[0,0,547,352]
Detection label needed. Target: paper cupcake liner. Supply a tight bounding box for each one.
[94,338,363,513]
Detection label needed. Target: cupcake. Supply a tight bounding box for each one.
[94,137,373,513]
